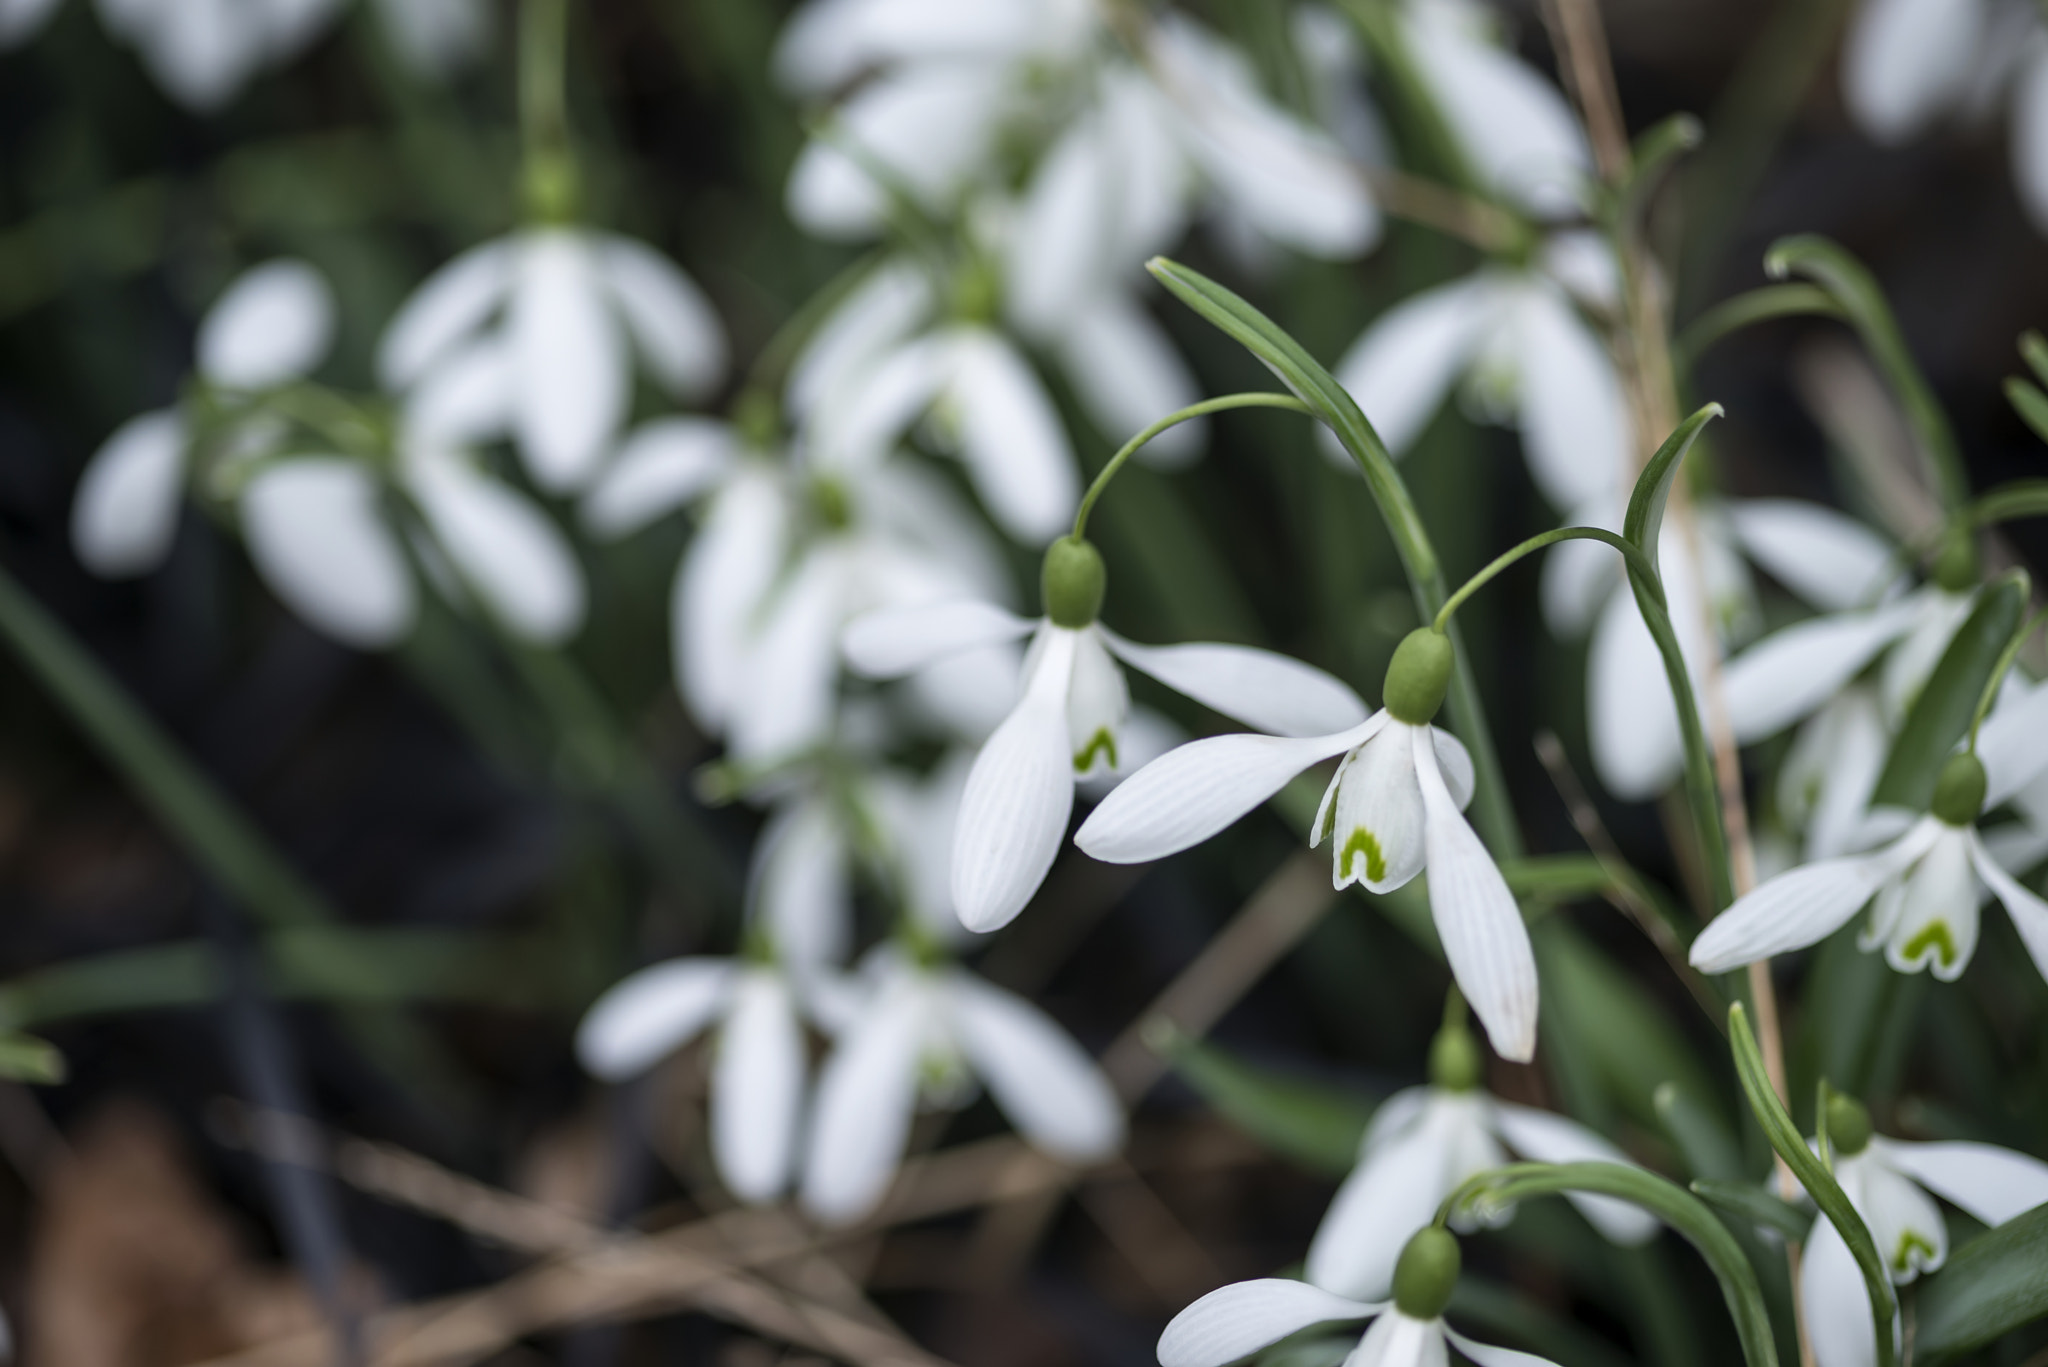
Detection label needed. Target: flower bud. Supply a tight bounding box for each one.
[1428,1017,1482,1092]
[1933,527,1979,592]
[1930,751,1987,826]
[1042,536,1106,628]
[1392,1226,1460,1321]
[1825,1091,1872,1157]
[1383,628,1453,725]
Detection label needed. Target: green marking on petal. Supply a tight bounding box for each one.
[1899,920,1958,969]
[1340,827,1387,884]
[1073,728,1117,774]
[1894,1229,1938,1274]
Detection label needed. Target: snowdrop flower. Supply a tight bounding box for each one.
[379,228,725,495]
[842,536,1371,932]
[1691,732,2048,983]
[800,945,1122,1225]
[1799,1093,2048,1367]
[1079,627,1538,1061]
[1160,1227,1562,1367]
[1841,0,2048,232]
[1306,1018,1656,1303]
[577,956,809,1205]
[1778,686,1892,861]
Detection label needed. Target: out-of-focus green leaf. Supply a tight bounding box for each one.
[2004,378,2048,446]
[1448,1275,1640,1367]
[1914,1203,2048,1362]
[2020,330,2048,387]
[1539,927,1725,1132]
[1870,576,2027,809]
[0,1033,65,1084]
[1971,477,2048,528]
[1654,1082,1747,1182]
[1691,1178,1810,1241]
[1258,1335,1352,1367]
[1673,283,1842,368]
[1155,1026,1375,1176]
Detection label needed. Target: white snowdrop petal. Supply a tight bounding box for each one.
[72,410,188,577]
[800,973,930,1225]
[409,456,587,643]
[1539,512,1619,638]
[596,235,727,399]
[372,0,488,73]
[750,796,853,967]
[510,231,626,492]
[1842,0,1983,143]
[786,64,1006,237]
[1444,1326,1565,1367]
[1586,569,1688,800]
[1723,604,1919,744]
[199,259,336,389]
[1056,296,1204,468]
[1966,832,2048,987]
[1331,721,1429,892]
[379,239,514,390]
[1725,499,1899,611]
[1416,729,1537,1062]
[713,971,806,1204]
[1973,680,2048,807]
[1157,1279,1379,1367]
[811,334,953,473]
[579,417,737,539]
[787,262,933,420]
[403,338,513,451]
[841,599,1035,679]
[1431,728,1476,812]
[952,628,1082,931]
[1795,689,1891,861]
[1687,822,1939,972]
[2013,52,2048,235]
[240,458,416,648]
[1874,1137,2048,1227]
[1331,278,1495,458]
[1880,589,1972,721]
[575,957,735,1079]
[1008,112,1115,338]
[946,330,1078,545]
[1802,1215,1879,1367]
[1856,1156,1948,1278]
[0,0,63,46]
[136,0,258,110]
[948,973,1123,1159]
[725,546,845,765]
[1076,715,1386,865]
[1513,286,1630,513]
[1879,826,1977,979]
[1306,1103,1449,1301]
[1490,1102,1659,1244]
[1103,630,1370,738]
[674,468,788,728]
[1353,1310,1449,1367]
[1065,628,1130,776]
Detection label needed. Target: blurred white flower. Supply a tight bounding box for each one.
[1158,1277,1561,1367]
[380,228,726,494]
[800,946,1122,1225]
[843,597,1369,932]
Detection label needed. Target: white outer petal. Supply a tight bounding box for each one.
[409,455,587,643]
[1841,0,1983,143]
[1723,602,1919,744]
[1075,715,1386,864]
[510,230,625,493]
[785,63,1007,237]
[1416,728,1536,1062]
[1725,499,1899,611]
[378,238,513,390]
[713,970,806,1204]
[0,0,62,46]
[1512,284,1630,513]
[239,458,416,648]
[595,234,727,399]
[72,410,187,577]
[403,338,512,451]
[750,796,853,967]
[786,261,933,420]
[800,971,932,1225]
[1330,277,1495,459]
[944,329,1077,545]
[1156,1280,1379,1367]
[725,544,846,765]
[198,259,336,389]
[1352,1310,1448,1367]
[1444,1326,1564,1367]
[1006,109,1117,338]
[1872,1136,2048,1227]
[1688,820,1942,972]
[1055,296,1204,468]
[1966,831,2048,987]
[1102,630,1370,738]
[1802,1213,1878,1367]
[1489,1102,1659,1244]
[1973,679,2048,807]
[951,627,1080,932]
[841,600,1035,679]
[578,417,736,539]
[947,971,1122,1160]
[2013,50,2048,235]
[673,467,787,728]
[575,957,735,1079]
[1306,1097,1457,1301]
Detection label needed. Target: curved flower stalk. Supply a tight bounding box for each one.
[1307,1017,1656,1303]
[1161,1228,1561,1367]
[799,944,1123,1225]
[1796,1094,2048,1367]
[1841,0,2048,232]
[841,537,1370,932]
[378,227,726,496]
[1078,629,1536,1061]
[1690,735,2048,983]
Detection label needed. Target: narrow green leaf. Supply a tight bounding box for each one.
[2021,329,2048,388]
[2004,377,2048,446]
[1655,1082,1748,1182]
[1618,113,1703,228]
[1870,575,2027,809]
[1674,284,1842,369]
[1539,933,1725,1129]
[1971,477,2048,528]
[1913,1203,2048,1362]
[1728,1003,1896,1367]
[1624,403,1725,577]
[1155,1025,1375,1176]
[1691,1178,1811,1241]
[0,1033,65,1084]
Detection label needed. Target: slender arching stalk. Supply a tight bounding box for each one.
[1431,525,1661,634]
[1072,393,1314,540]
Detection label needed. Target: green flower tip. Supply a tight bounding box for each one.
[1930,751,1987,826]
[1825,1091,1873,1157]
[1933,528,1980,592]
[951,258,1001,325]
[733,388,779,449]
[1043,536,1106,628]
[523,158,579,224]
[1428,1017,1482,1093]
[1383,628,1454,725]
[813,476,853,531]
[1392,1226,1460,1321]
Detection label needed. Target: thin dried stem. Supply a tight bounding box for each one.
[1536,0,1631,183]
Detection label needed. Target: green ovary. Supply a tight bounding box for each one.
[1340,827,1387,884]
[1073,729,1117,774]
[1898,920,1958,970]
[1893,1230,1938,1273]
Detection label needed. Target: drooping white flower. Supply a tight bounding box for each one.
[842,539,1370,933]
[1797,1098,2048,1367]
[1778,686,1892,861]
[799,946,1122,1225]
[379,228,726,494]
[1689,723,2048,983]
[1077,629,1536,1061]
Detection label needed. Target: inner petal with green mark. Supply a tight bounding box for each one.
[1892,1229,1938,1275]
[1339,826,1387,885]
[1896,919,1958,971]
[1073,728,1117,774]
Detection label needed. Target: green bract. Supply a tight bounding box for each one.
[1428,1018,1482,1092]
[1042,537,1106,628]
[1392,1226,1460,1320]
[1384,628,1453,725]
[1826,1092,1873,1158]
[1930,752,1987,826]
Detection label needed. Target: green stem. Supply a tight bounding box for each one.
[1073,393,1313,539]
[1441,1161,1781,1367]
[1967,478,2048,529]
[519,0,577,221]
[1432,526,1660,634]
[1730,1003,1897,1367]
[1672,283,1842,372]
[1968,599,2047,748]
